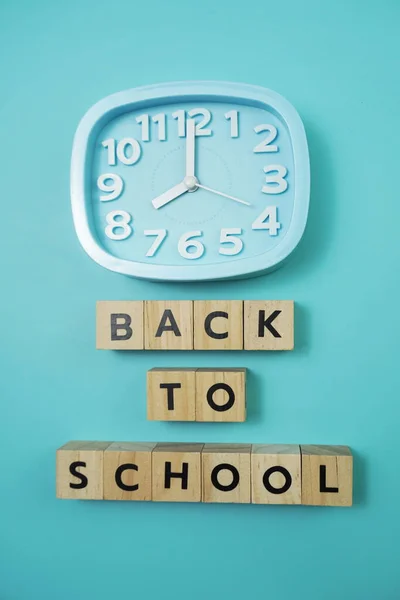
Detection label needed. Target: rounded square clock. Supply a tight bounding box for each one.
[71,81,310,281]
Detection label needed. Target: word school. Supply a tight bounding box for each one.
[96,300,294,351]
[56,442,353,506]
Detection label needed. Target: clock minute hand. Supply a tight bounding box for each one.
[197,184,251,206]
[185,118,196,177]
[151,181,188,210]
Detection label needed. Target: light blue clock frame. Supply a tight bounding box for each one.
[71,81,310,281]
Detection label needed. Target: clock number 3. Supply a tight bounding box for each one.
[262,165,288,194]
[105,210,132,240]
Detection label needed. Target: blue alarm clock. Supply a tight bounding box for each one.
[71,81,309,281]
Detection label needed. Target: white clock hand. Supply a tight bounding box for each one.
[185,118,196,177]
[197,184,251,206]
[152,181,188,210]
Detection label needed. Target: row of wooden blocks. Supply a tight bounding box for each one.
[97,300,294,351]
[147,368,246,421]
[56,442,353,506]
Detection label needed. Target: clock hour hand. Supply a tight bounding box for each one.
[151,181,188,210]
[185,118,196,177]
[197,184,251,206]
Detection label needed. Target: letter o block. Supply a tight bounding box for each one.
[202,444,251,503]
[252,444,301,504]
[195,369,246,422]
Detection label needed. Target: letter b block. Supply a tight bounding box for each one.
[301,445,353,506]
[244,301,294,350]
[96,301,144,350]
[152,443,203,502]
[56,441,111,499]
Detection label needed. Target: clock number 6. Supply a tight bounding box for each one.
[178,231,205,259]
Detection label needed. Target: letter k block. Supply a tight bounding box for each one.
[244,301,294,350]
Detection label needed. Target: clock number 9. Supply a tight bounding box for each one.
[97,173,123,201]
[102,138,142,166]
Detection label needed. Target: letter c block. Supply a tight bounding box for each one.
[103,442,156,501]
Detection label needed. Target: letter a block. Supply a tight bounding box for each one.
[244,301,294,350]
[202,444,251,503]
[147,369,196,421]
[194,300,243,350]
[103,442,156,501]
[251,444,301,504]
[195,368,246,422]
[96,301,144,350]
[56,441,111,499]
[301,445,353,506]
[152,443,203,502]
[145,301,193,350]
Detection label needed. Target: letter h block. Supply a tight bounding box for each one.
[152,443,204,502]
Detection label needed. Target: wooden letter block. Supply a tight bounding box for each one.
[145,301,193,350]
[195,368,246,422]
[252,444,301,504]
[244,300,294,350]
[301,445,353,506]
[202,444,251,503]
[147,369,196,421]
[194,300,243,350]
[96,301,144,350]
[56,441,111,499]
[152,443,203,502]
[103,442,156,501]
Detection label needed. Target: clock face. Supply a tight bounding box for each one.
[71,82,309,281]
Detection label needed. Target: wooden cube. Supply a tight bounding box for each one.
[152,443,203,502]
[202,444,251,503]
[244,301,294,350]
[194,300,243,350]
[252,444,301,504]
[56,441,111,499]
[147,369,196,421]
[301,445,353,506]
[195,368,246,422]
[145,301,193,350]
[103,442,156,501]
[96,301,144,350]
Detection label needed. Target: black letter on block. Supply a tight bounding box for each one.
[165,461,188,489]
[211,463,239,491]
[156,310,181,337]
[115,464,139,491]
[205,311,228,339]
[207,383,235,412]
[69,461,88,489]
[160,382,182,410]
[263,466,292,494]
[111,314,132,341]
[319,465,339,493]
[258,310,281,338]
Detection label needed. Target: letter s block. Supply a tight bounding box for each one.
[301,445,353,506]
[96,301,144,350]
[202,444,251,503]
[195,368,246,422]
[244,301,294,350]
[56,441,111,499]
[194,300,243,350]
[152,443,203,502]
[251,444,301,504]
[103,442,156,501]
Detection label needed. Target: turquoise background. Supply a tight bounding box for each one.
[1,1,399,598]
